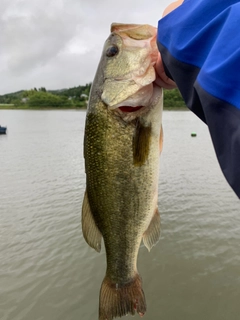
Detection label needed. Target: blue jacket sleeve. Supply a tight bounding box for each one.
[157,0,240,198]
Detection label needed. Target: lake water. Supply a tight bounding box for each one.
[0,109,239,320]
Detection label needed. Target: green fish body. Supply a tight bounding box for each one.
[82,23,163,320]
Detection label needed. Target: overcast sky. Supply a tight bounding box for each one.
[0,0,173,95]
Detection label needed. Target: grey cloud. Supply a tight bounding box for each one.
[0,0,171,94]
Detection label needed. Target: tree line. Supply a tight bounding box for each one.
[0,84,187,109]
[0,84,91,109]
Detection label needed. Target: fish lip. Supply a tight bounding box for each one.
[115,84,162,115]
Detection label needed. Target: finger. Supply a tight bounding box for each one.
[155,54,177,89]
[155,74,177,89]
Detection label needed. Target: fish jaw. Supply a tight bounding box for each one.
[114,83,162,122]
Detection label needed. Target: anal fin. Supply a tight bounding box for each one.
[143,207,161,251]
[82,191,102,252]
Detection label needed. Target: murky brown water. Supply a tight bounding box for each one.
[0,110,239,320]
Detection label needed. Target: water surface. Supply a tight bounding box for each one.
[0,110,239,320]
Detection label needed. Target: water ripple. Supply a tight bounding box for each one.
[0,110,239,320]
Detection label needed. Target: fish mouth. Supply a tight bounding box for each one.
[116,83,161,117]
[118,106,144,113]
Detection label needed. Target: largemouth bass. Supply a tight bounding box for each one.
[82,23,163,320]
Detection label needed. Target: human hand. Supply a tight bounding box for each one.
[155,0,183,89]
[154,53,177,90]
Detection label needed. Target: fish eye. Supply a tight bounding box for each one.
[106,45,119,57]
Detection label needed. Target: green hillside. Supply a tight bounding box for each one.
[0,84,187,110]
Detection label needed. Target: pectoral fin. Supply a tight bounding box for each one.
[81,191,102,252]
[133,120,152,167]
[143,207,161,251]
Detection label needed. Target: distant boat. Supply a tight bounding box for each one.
[0,126,7,134]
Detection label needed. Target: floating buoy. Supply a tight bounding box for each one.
[191,132,197,137]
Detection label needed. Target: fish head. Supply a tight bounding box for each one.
[91,23,162,121]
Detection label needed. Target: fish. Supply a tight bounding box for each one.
[82,23,163,320]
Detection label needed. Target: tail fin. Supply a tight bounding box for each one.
[99,273,146,320]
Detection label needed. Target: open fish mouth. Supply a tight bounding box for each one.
[118,106,144,113]
[114,83,162,118]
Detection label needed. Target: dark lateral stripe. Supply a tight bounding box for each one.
[158,42,240,198]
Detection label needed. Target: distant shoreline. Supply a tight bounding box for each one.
[0,105,188,111]
[0,105,87,110]
[0,87,187,110]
